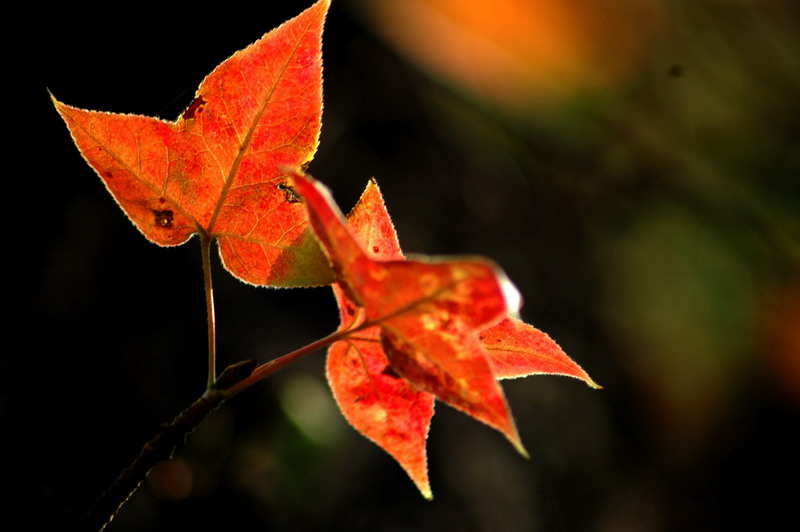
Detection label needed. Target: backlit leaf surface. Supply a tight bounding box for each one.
[293,171,522,445]
[326,181,434,498]
[482,316,599,384]
[52,0,333,287]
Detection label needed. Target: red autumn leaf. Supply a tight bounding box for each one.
[51,0,333,287]
[327,283,436,499]
[295,172,599,498]
[481,316,599,384]
[339,182,597,386]
[326,180,435,498]
[292,171,523,447]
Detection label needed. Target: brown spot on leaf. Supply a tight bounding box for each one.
[152,209,174,228]
[182,95,207,120]
[278,183,303,203]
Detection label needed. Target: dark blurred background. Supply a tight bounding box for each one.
[6,0,799,530]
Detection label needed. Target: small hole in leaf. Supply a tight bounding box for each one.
[152,209,174,228]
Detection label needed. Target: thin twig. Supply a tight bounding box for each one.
[221,315,368,397]
[81,389,225,531]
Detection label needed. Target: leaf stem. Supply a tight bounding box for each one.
[221,295,456,397]
[221,323,365,397]
[201,236,217,388]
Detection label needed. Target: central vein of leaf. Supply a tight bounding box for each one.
[206,20,315,237]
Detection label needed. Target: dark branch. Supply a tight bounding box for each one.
[81,361,256,532]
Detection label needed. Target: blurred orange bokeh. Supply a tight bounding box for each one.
[360,0,667,110]
[766,280,800,407]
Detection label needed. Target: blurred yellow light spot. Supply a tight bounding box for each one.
[373,407,388,423]
[421,313,440,331]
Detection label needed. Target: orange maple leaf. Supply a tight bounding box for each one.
[290,171,599,499]
[51,0,333,287]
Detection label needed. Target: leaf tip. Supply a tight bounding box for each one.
[502,418,529,458]
[47,88,62,109]
[514,439,530,459]
[420,486,434,501]
[587,378,603,390]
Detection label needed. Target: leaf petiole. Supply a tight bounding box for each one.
[201,236,217,388]
[220,317,369,397]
